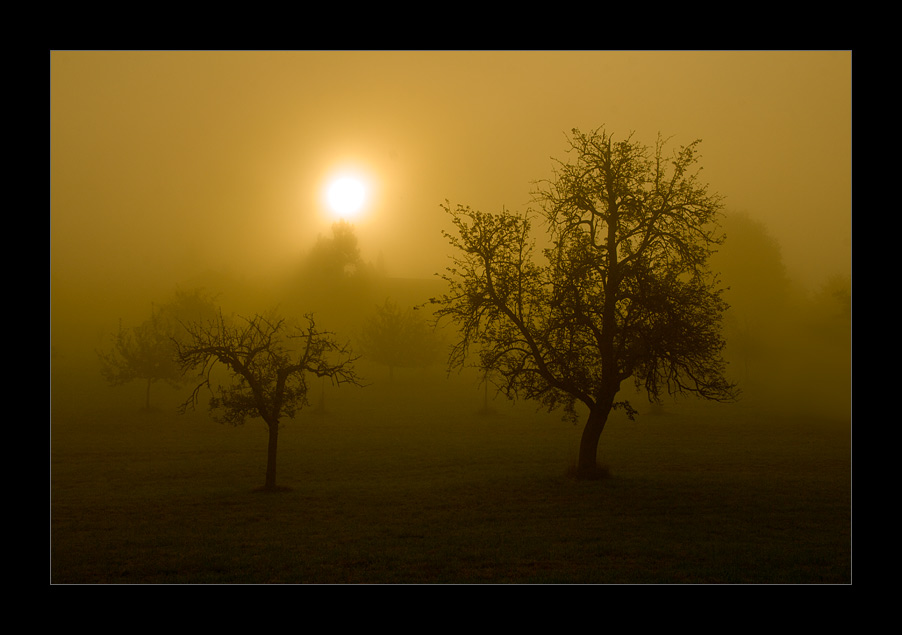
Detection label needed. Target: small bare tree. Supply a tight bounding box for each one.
[175,311,362,491]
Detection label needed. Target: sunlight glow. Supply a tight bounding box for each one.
[325,175,368,220]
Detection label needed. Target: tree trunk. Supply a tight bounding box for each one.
[576,393,616,478]
[264,419,279,490]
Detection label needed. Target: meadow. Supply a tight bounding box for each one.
[50,366,851,584]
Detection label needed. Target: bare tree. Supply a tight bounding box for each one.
[175,311,362,491]
[432,127,738,478]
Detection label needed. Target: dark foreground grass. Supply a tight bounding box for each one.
[50,382,851,584]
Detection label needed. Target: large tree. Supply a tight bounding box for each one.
[175,311,362,491]
[432,127,737,477]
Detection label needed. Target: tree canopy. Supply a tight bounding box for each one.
[432,127,737,477]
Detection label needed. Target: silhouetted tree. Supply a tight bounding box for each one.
[432,127,738,478]
[175,311,362,491]
[358,298,441,381]
[97,288,219,410]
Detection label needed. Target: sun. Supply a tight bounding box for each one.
[325,175,368,221]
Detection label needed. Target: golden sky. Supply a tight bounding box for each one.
[51,51,851,305]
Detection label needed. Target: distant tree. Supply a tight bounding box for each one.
[800,271,852,352]
[431,127,738,478]
[358,298,441,381]
[294,221,377,332]
[710,213,794,384]
[713,212,793,316]
[813,273,851,322]
[305,220,366,281]
[97,309,182,411]
[174,311,362,491]
[159,287,221,332]
[97,288,219,410]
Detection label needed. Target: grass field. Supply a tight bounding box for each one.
[50,369,851,584]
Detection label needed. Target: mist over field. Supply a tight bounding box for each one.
[50,51,851,584]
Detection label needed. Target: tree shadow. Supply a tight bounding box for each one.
[252,485,294,493]
[566,464,613,481]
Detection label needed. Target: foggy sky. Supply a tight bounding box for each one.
[51,51,851,328]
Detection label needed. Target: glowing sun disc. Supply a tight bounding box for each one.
[326,176,367,218]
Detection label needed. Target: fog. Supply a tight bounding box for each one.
[50,50,851,418]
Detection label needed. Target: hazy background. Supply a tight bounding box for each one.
[50,50,852,415]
